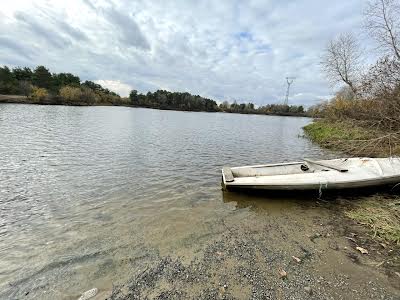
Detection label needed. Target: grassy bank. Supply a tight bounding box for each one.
[304,119,400,249]
[303,119,400,157]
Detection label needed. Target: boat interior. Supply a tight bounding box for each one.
[230,162,330,178]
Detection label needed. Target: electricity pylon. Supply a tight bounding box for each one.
[284,77,295,105]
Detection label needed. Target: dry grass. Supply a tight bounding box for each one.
[303,119,400,157]
[344,196,400,244]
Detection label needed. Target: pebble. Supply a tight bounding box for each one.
[279,269,287,279]
[106,227,398,300]
[78,288,98,300]
[304,286,313,295]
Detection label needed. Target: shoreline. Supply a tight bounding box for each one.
[302,118,400,264]
[109,195,400,300]
[0,94,308,118]
[0,94,118,107]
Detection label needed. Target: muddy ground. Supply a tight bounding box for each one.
[98,193,400,300]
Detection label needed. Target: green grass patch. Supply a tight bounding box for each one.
[344,197,400,244]
[303,119,398,156]
[303,120,375,144]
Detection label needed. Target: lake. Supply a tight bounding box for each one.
[0,104,329,299]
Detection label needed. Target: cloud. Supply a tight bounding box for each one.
[0,36,33,59]
[55,20,89,42]
[14,11,71,49]
[81,0,96,10]
[94,79,132,97]
[102,7,150,50]
[0,0,371,106]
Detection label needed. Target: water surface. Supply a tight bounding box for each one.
[0,104,329,299]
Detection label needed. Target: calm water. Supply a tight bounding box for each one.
[0,104,330,299]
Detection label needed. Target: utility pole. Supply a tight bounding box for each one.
[284,77,295,105]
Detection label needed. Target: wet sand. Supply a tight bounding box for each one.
[108,193,400,300]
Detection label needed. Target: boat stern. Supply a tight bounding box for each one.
[221,167,235,190]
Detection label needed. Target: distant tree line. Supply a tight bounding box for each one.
[129,89,219,112]
[129,90,305,116]
[218,100,304,116]
[0,65,127,105]
[0,64,306,116]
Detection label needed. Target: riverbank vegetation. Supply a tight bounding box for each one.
[305,0,400,157]
[303,120,398,156]
[0,65,125,106]
[0,65,306,116]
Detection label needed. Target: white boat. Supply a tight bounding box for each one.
[221,157,400,191]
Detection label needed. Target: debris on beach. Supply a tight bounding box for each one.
[278,269,287,279]
[309,233,321,243]
[356,246,368,254]
[345,236,357,243]
[78,288,98,300]
[292,256,301,263]
[304,286,313,295]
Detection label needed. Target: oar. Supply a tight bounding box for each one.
[304,158,348,173]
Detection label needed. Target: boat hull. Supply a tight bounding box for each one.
[222,158,400,192]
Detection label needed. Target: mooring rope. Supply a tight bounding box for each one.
[318,182,328,199]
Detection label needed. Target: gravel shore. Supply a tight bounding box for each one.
[108,198,400,300]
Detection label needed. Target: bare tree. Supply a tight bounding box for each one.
[364,0,400,60]
[361,56,400,98]
[321,33,361,94]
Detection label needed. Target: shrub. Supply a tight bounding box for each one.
[30,86,48,102]
[80,86,100,104]
[59,86,82,103]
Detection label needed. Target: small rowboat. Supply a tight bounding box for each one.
[221,158,400,191]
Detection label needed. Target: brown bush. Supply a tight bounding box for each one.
[30,86,48,102]
[80,86,100,104]
[316,56,400,131]
[59,86,82,103]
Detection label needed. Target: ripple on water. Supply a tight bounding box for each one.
[0,105,333,299]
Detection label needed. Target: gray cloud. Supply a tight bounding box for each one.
[102,7,150,50]
[81,0,96,11]
[0,36,33,59]
[55,20,89,42]
[14,11,71,49]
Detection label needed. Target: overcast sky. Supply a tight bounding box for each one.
[0,0,372,106]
